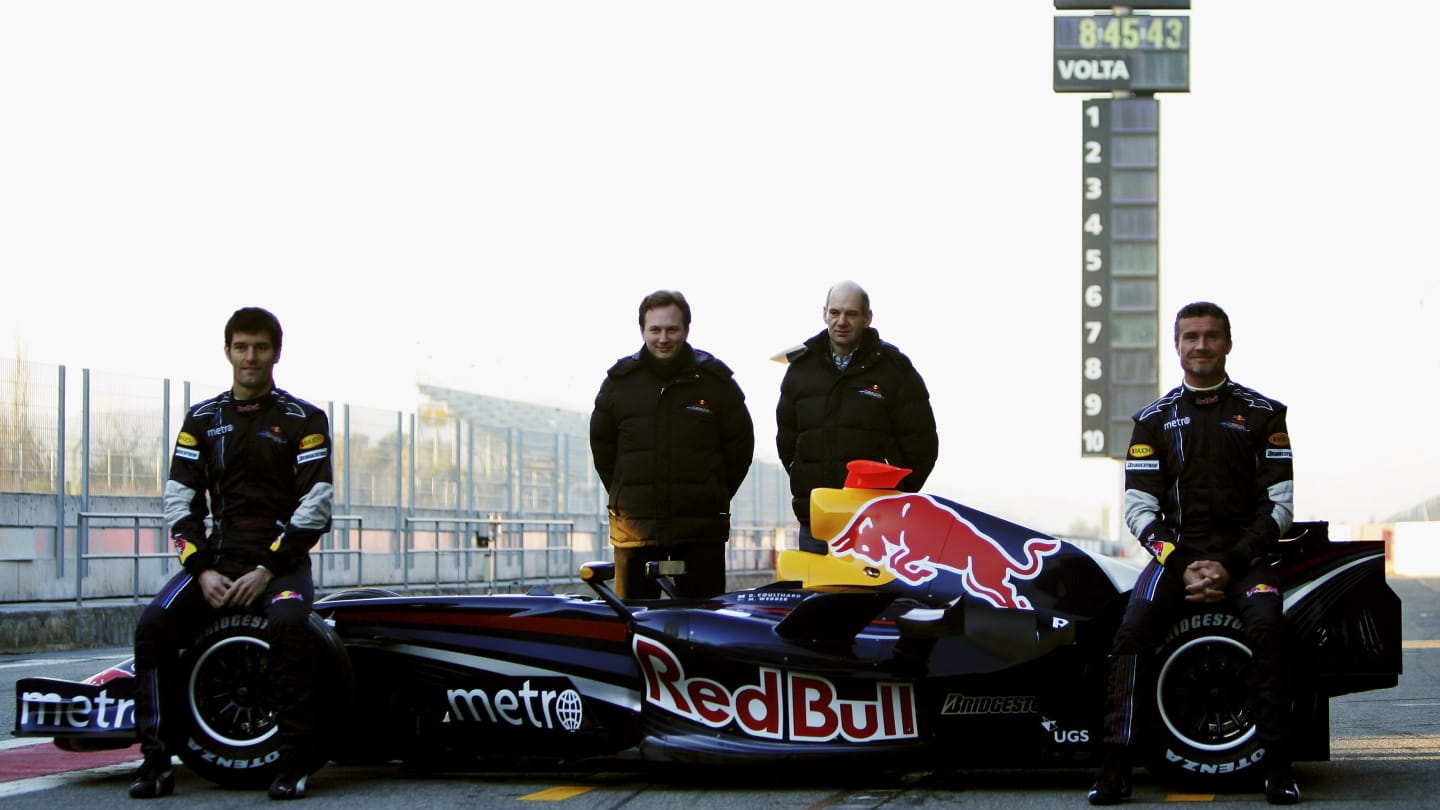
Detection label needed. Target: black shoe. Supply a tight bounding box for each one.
[267,768,309,801]
[128,753,175,799]
[1265,766,1301,805]
[268,768,309,800]
[1087,747,1132,806]
[1087,772,1132,806]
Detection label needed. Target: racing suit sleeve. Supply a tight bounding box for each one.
[1122,417,1178,566]
[164,411,217,576]
[590,379,618,493]
[263,407,334,576]
[891,361,938,492]
[1232,405,1294,569]
[719,378,755,498]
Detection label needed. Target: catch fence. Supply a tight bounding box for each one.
[0,360,792,605]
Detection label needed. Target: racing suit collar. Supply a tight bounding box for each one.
[1183,377,1230,406]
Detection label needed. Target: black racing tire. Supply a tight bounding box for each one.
[1145,608,1266,792]
[174,612,353,790]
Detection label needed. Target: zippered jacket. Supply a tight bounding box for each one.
[775,327,938,525]
[164,387,334,578]
[1122,378,1294,575]
[590,345,755,548]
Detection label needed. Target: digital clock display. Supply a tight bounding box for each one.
[1054,14,1189,93]
[1055,14,1188,51]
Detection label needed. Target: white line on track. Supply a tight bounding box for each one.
[0,761,139,799]
[0,737,53,751]
[0,655,124,670]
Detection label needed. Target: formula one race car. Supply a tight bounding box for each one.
[14,462,1402,793]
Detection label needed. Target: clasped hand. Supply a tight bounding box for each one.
[1182,560,1229,604]
[199,567,274,610]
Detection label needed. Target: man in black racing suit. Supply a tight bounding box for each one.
[129,307,333,801]
[1089,301,1300,806]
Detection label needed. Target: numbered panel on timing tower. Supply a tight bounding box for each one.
[1079,97,1160,460]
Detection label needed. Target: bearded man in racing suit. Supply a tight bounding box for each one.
[1089,302,1299,806]
[129,307,333,802]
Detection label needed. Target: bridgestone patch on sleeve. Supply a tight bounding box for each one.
[296,448,329,465]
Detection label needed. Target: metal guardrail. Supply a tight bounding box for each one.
[72,513,369,606]
[311,514,365,592]
[403,516,578,594]
[74,511,166,606]
[61,513,783,607]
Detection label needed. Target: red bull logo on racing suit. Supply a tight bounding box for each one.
[829,494,1061,610]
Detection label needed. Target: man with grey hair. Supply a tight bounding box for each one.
[776,281,938,553]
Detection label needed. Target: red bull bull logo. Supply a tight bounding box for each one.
[829,494,1061,610]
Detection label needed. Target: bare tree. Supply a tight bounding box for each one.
[1,341,55,494]
[92,407,163,496]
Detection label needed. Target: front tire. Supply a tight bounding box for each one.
[176,615,282,788]
[175,612,352,789]
[1146,609,1265,791]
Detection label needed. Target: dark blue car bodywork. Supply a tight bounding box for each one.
[15,473,1401,791]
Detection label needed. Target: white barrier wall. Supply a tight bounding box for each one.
[1391,521,1440,577]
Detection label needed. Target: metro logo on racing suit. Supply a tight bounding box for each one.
[829,494,1061,610]
[634,636,917,743]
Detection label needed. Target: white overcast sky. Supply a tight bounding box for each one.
[4,2,1436,535]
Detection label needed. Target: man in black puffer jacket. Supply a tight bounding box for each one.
[590,290,755,599]
[776,281,938,553]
